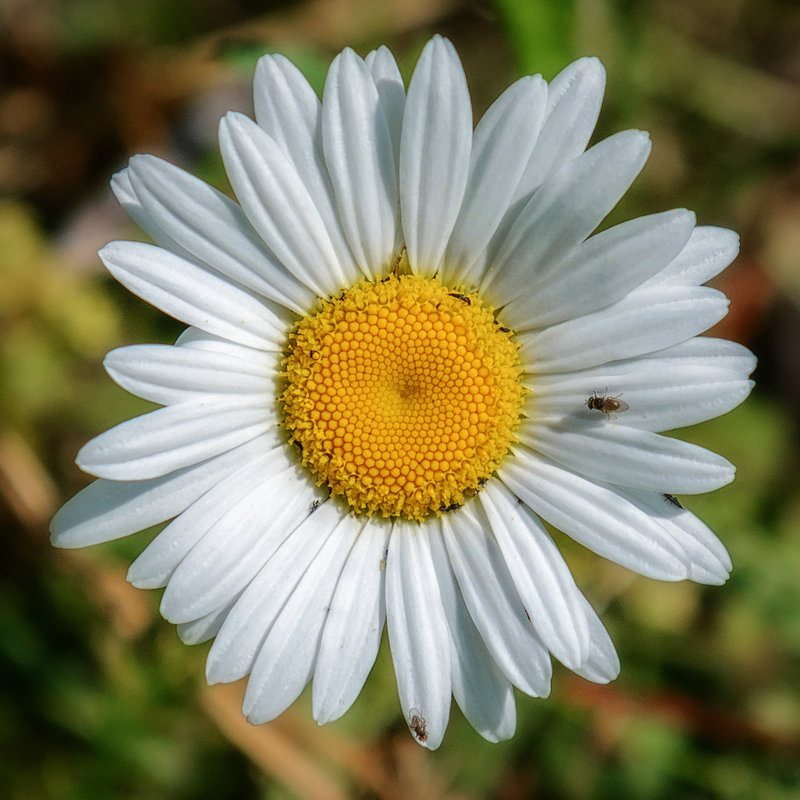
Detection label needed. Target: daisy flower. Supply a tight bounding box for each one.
[51,35,755,749]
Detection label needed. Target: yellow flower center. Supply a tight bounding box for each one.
[281,272,524,520]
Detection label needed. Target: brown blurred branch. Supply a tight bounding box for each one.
[563,677,800,758]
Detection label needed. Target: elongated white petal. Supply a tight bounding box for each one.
[220,112,353,296]
[529,361,754,433]
[519,418,735,494]
[160,464,320,623]
[100,241,287,350]
[313,517,392,725]
[502,449,695,579]
[126,445,283,589]
[253,54,362,284]
[51,435,275,548]
[323,49,398,278]
[441,504,552,697]
[175,328,267,359]
[479,481,590,669]
[518,285,729,373]
[386,520,452,749]
[176,592,241,645]
[569,597,620,684]
[365,46,406,185]
[642,336,757,375]
[427,523,516,743]
[111,168,194,259]
[253,53,320,168]
[620,489,732,584]
[243,514,363,724]
[104,344,278,406]
[206,501,345,684]
[442,75,548,287]
[501,210,696,330]
[125,155,313,314]
[400,36,472,277]
[77,400,273,481]
[483,130,651,307]
[480,58,607,270]
[644,226,740,287]
[511,57,606,205]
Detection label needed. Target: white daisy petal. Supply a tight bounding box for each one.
[569,597,620,684]
[253,53,321,170]
[479,481,591,669]
[518,285,729,373]
[480,57,607,270]
[125,155,313,314]
[519,417,735,494]
[644,226,740,287]
[99,241,287,350]
[205,500,345,685]
[219,111,353,295]
[386,520,452,749]
[511,57,607,205]
[483,130,652,307]
[441,75,548,288]
[174,329,271,363]
[50,435,274,548]
[176,592,241,645]
[104,344,278,405]
[160,463,320,623]
[365,46,406,183]
[441,504,553,698]
[77,399,274,481]
[253,54,362,284]
[620,489,732,584]
[243,514,363,724]
[501,209,696,330]
[313,517,392,725]
[111,168,194,259]
[643,336,757,376]
[400,35,472,277]
[126,444,283,589]
[323,49,398,278]
[501,450,691,579]
[427,523,517,743]
[529,350,755,433]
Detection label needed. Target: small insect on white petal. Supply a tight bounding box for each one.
[409,708,428,742]
[663,493,684,509]
[587,389,629,417]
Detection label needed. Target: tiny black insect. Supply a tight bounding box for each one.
[448,292,471,304]
[310,499,320,513]
[409,708,428,742]
[663,493,684,509]
[498,326,510,333]
[587,389,629,417]
[438,502,462,512]
[478,477,488,487]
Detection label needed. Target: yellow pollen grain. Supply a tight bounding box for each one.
[281,273,524,520]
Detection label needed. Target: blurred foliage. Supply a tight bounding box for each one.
[1,0,800,798]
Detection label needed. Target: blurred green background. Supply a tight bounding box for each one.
[2,0,799,797]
